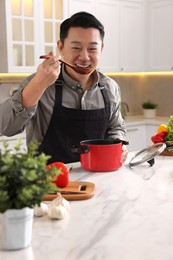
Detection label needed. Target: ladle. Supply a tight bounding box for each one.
[39,55,93,75]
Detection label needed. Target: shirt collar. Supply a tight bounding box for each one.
[62,64,99,90]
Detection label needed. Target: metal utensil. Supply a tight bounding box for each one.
[39,55,93,75]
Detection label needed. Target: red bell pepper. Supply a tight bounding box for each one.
[47,162,69,188]
[151,131,168,144]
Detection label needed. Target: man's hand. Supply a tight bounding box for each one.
[121,145,128,163]
[22,51,61,108]
[35,51,61,89]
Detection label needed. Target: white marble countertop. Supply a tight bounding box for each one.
[125,115,169,126]
[1,153,173,260]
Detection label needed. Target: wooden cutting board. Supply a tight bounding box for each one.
[160,150,173,156]
[42,181,95,201]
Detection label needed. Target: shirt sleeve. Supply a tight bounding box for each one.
[104,76,127,140]
[0,76,37,136]
[11,89,37,117]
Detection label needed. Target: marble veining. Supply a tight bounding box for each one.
[1,153,173,260]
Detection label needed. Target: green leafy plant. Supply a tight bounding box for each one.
[0,140,60,213]
[166,115,173,141]
[142,100,158,109]
[164,115,173,151]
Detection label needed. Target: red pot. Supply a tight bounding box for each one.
[72,139,129,172]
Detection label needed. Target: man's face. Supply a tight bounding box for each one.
[58,27,104,78]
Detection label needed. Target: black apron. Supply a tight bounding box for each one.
[38,74,110,164]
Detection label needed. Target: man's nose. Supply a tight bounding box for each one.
[79,49,90,60]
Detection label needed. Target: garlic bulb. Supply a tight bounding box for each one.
[34,202,48,217]
[50,193,70,211]
[47,193,70,220]
[61,197,70,211]
[47,205,68,220]
[34,193,70,220]
[50,193,63,206]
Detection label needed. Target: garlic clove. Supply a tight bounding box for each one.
[61,198,70,212]
[47,205,68,220]
[50,193,62,207]
[34,202,48,217]
[50,193,70,212]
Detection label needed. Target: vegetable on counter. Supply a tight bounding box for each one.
[151,115,173,152]
[47,162,70,188]
[157,124,168,134]
[165,115,173,142]
[151,131,168,143]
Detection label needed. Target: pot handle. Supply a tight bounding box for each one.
[119,140,129,145]
[71,145,90,154]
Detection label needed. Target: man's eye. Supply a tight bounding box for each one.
[89,48,98,52]
[72,47,81,50]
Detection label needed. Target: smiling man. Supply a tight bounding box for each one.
[0,12,127,163]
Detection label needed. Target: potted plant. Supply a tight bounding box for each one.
[0,140,59,250]
[142,100,158,118]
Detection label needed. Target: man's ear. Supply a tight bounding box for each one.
[57,40,64,55]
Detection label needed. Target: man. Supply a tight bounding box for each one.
[0,12,127,163]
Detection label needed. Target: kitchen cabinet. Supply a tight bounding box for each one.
[147,0,173,71]
[119,0,145,72]
[0,0,145,73]
[0,133,27,152]
[68,0,96,15]
[69,0,145,72]
[2,0,173,73]
[126,124,146,152]
[68,0,120,72]
[125,117,168,152]
[94,0,120,72]
[0,0,68,73]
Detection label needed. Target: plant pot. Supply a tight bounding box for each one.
[143,109,156,119]
[0,207,33,250]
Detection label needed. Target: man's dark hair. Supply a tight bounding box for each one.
[60,12,105,44]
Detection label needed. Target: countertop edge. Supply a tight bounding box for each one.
[0,73,31,83]
[125,116,169,126]
[1,71,173,83]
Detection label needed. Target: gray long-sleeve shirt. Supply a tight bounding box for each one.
[0,68,126,147]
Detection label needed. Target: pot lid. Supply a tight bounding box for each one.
[129,143,166,167]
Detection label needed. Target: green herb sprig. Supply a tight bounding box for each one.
[0,140,60,213]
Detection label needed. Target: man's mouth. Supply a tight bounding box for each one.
[75,64,92,68]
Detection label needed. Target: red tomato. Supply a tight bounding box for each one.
[47,162,69,188]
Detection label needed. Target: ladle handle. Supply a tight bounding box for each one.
[58,59,74,69]
[39,55,74,69]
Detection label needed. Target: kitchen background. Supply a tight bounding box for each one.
[1,73,173,117]
[0,0,173,116]
[0,0,173,120]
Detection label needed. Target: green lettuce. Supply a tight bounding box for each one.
[165,115,173,141]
